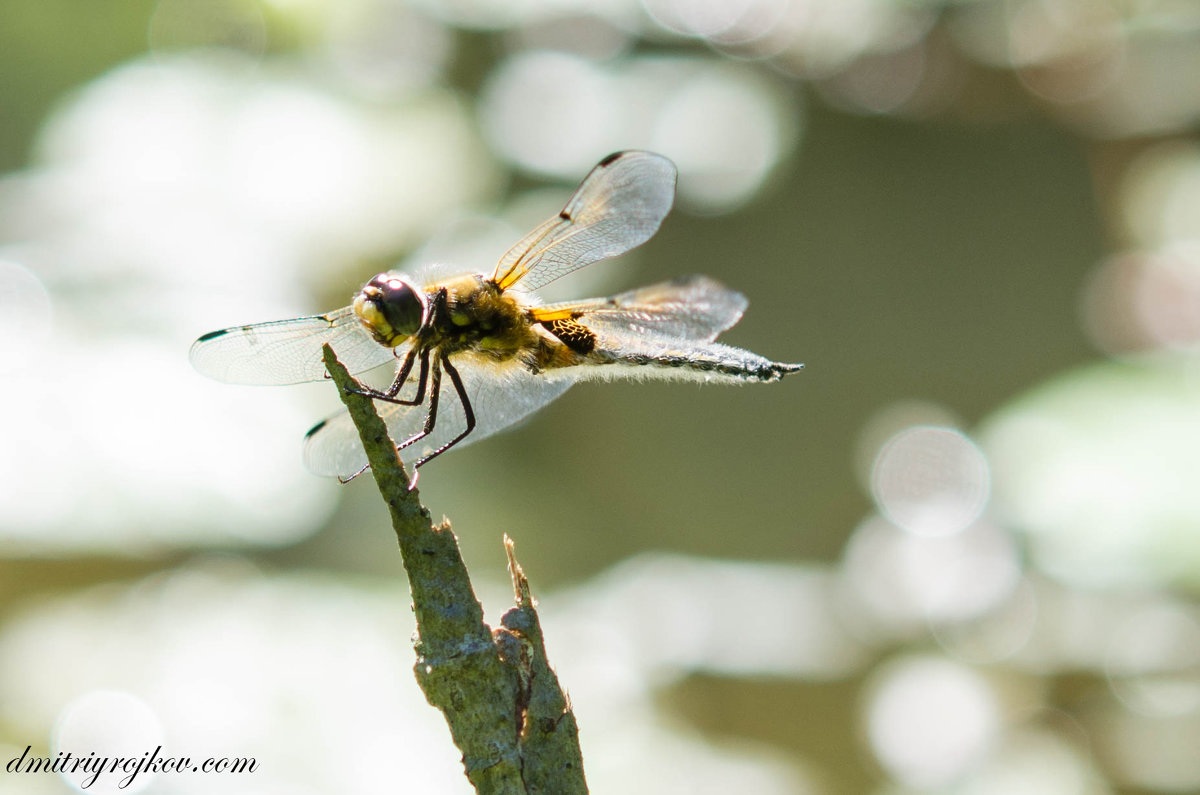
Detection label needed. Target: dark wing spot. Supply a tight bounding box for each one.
[598,151,625,167]
[559,209,571,221]
[195,328,232,342]
[304,419,328,439]
[541,317,596,354]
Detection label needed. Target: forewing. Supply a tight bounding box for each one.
[535,275,748,343]
[493,151,677,293]
[302,356,576,479]
[190,306,396,385]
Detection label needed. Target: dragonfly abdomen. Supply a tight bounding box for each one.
[584,340,802,384]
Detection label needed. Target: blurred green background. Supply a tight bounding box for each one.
[2,1,1199,793]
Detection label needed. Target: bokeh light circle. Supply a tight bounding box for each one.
[54,690,165,794]
[871,425,990,537]
[864,655,1000,789]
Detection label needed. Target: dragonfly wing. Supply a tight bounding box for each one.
[493,151,677,292]
[536,274,748,343]
[303,355,577,478]
[190,306,396,385]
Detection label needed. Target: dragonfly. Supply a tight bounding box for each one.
[190,151,803,481]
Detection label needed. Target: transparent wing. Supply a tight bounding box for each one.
[302,355,577,478]
[535,275,748,343]
[493,151,677,293]
[190,306,396,385]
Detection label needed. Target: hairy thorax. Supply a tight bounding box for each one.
[426,274,588,374]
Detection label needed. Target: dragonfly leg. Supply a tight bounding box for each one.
[392,348,428,402]
[329,349,431,486]
[333,355,441,489]
[336,463,370,484]
[372,348,430,405]
[412,353,476,470]
[345,347,429,405]
[396,354,442,452]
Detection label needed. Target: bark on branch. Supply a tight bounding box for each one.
[321,344,587,794]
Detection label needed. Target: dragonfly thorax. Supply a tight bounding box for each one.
[354,273,428,348]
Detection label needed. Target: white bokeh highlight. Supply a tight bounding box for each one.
[871,425,991,538]
[864,655,1000,789]
[840,516,1022,639]
[54,690,165,795]
[980,357,1200,589]
[479,52,797,212]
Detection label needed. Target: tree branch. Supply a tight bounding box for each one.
[321,344,587,794]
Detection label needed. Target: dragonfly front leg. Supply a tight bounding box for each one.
[384,353,449,490]
[344,347,430,406]
[412,353,476,470]
[396,354,442,452]
[334,350,435,487]
[375,348,430,406]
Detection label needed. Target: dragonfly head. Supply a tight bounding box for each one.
[354,273,429,347]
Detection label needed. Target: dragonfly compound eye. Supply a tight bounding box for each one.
[354,274,428,346]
